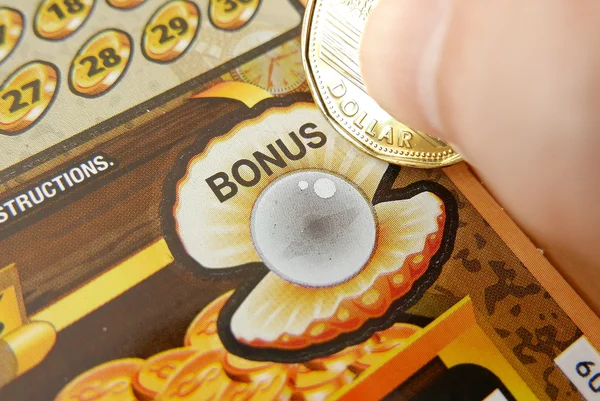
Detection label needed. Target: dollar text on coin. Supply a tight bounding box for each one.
[302,0,462,168]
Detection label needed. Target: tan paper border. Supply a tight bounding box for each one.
[443,163,600,347]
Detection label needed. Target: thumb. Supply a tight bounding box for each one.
[360,0,600,310]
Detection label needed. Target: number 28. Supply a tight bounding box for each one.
[79,47,122,77]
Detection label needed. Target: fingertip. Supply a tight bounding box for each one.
[359,0,448,137]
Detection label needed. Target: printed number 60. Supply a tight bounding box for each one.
[576,361,600,393]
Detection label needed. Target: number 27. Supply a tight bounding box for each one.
[1,79,42,114]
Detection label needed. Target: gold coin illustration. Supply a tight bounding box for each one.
[351,323,418,373]
[69,28,132,97]
[133,348,199,400]
[142,0,200,63]
[0,61,59,135]
[302,0,462,168]
[0,7,24,64]
[156,349,230,401]
[184,290,232,351]
[209,0,260,31]
[107,0,145,9]
[34,0,95,40]
[55,358,144,401]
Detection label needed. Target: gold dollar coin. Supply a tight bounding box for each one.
[301,0,461,168]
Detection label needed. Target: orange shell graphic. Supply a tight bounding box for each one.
[229,195,445,350]
[161,99,458,361]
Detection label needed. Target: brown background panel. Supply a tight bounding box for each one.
[0,162,584,401]
[0,96,587,401]
[0,262,251,401]
[0,98,242,314]
[394,169,582,401]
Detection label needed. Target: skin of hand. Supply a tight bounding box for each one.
[359,0,600,313]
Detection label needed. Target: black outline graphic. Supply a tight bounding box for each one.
[161,93,458,362]
[140,0,201,64]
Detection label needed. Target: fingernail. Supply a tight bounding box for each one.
[360,0,451,135]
